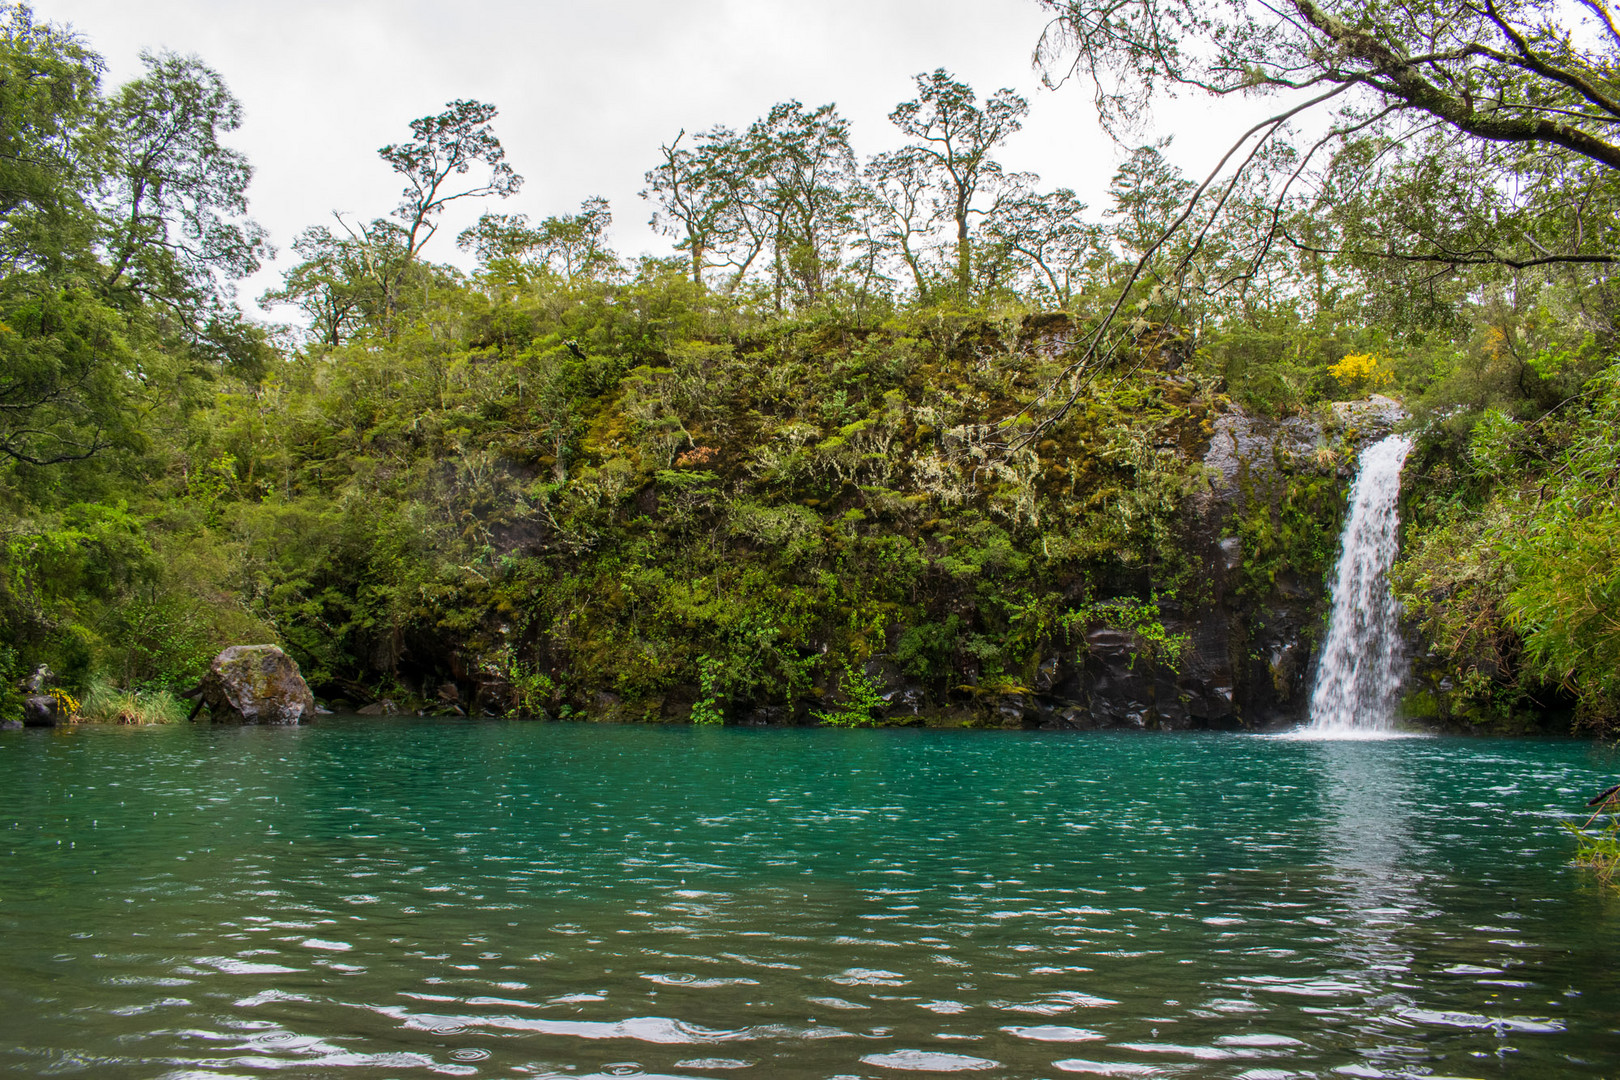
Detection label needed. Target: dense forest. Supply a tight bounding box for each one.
[1,0,1615,731]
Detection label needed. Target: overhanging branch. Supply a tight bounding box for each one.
[1283,231,1620,268]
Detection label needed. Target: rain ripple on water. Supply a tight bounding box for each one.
[1,721,1617,1077]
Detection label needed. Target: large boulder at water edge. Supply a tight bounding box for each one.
[15,666,63,727]
[198,645,316,724]
[20,695,62,727]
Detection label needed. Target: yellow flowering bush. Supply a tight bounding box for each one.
[49,688,80,720]
[1329,352,1395,393]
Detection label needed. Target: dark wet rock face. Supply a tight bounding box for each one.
[198,645,316,724]
[1203,410,1327,507]
[1060,407,1330,730]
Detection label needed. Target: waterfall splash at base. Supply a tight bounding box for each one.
[1291,432,1417,740]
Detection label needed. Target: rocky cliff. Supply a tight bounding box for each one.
[935,398,1403,731]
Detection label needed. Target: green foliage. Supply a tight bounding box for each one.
[1500,370,1620,722]
[1569,818,1620,889]
[8,4,1612,735]
[814,663,887,727]
[690,655,725,725]
[1390,501,1518,720]
[1200,318,1382,418]
[0,640,21,719]
[1233,467,1347,603]
[1567,792,1620,892]
[1396,355,1620,729]
[99,49,271,302]
[1063,596,1191,671]
[0,7,97,241]
[895,616,962,683]
[495,646,557,718]
[0,502,270,692]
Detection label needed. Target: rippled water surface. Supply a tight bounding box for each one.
[3,722,1619,1078]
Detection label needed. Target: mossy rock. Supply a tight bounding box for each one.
[199,645,316,725]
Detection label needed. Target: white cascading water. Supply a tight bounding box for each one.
[1303,433,1415,736]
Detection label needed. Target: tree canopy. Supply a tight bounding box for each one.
[380,98,522,263]
[0,8,268,468]
[1033,0,1620,271]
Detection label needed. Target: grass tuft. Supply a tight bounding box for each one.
[80,680,189,725]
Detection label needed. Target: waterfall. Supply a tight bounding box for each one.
[1302,433,1414,736]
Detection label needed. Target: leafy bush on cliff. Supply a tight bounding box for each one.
[1395,347,1620,730]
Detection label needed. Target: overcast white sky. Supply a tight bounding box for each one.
[33,0,1244,313]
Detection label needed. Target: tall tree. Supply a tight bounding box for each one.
[455,211,539,268]
[0,5,99,277]
[458,197,618,285]
[1105,143,1195,264]
[986,188,1101,305]
[1015,0,1620,432]
[1,13,269,466]
[643,130,732,287]
[745,101,859,307]
[312,100,522,331]
[0,7,110,466]
[259,224,374,347]
[1033,0,1620,271]
[97,51,270,313]
[698,127,773,292]
[531,197,617,284]
[379,99,522,264]
[889,70,1029,296]
[267,217,422,346]
[865,147,940,299]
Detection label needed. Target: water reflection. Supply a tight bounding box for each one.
[1288,739,1579,1077]
[1316,739,1430,963]
[1308,741,1433,1076]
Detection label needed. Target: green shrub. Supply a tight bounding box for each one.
[690,654,725,725]
[0,642,19,722]
[814,663,887,727]
[1567,789,1620,891]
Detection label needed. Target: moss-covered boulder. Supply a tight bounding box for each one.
[198,645,316,724]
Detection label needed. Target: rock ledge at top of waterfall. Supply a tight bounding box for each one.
[1330,394,1406,439]
[1204,395,1406,500]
